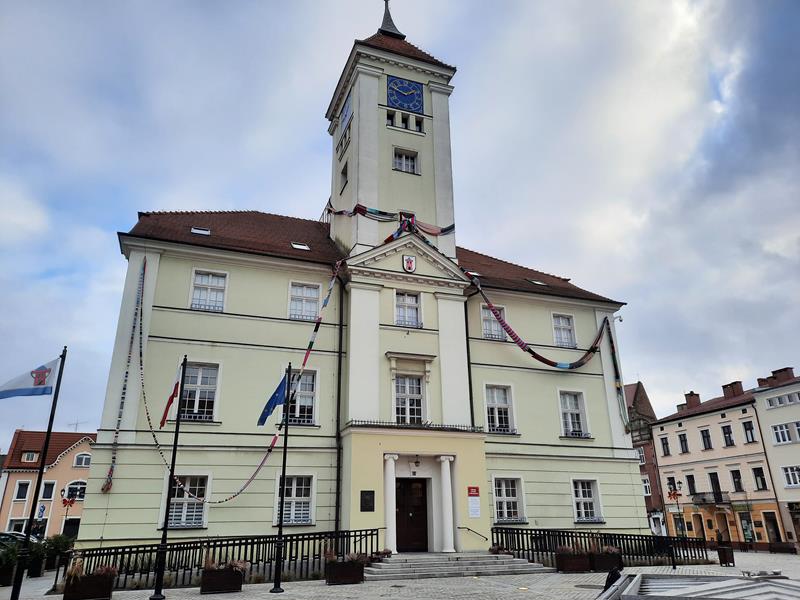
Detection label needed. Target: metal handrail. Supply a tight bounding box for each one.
[458,526,488,542]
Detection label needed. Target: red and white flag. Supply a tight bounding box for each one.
[160,365,182,428]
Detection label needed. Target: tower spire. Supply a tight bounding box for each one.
[378,0,406,39]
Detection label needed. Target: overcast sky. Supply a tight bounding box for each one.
[0,0,798,448]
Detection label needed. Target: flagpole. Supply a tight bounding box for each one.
[270,363,291,594]
[10,346,67,600]
[150,354,188,600]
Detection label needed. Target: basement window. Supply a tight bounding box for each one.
[291,242,311,251]
[191,227,211,236]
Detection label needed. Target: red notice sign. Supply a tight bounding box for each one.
[467,486,480,497]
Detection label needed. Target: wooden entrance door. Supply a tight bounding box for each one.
[396,478,428,552]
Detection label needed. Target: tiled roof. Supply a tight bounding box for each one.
[123,211,619,305]
[3,430,96,470]
[624,381,657,420]
[357,32,455,71]
[624,383,638,409]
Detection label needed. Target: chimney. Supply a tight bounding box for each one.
[772,367,795,383]
[768,376,778,386]
[757,377,770,387]
[684,391,701,409]
[722,381,744,399]
[676,403,686,413]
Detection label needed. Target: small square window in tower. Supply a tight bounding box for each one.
[340,162,348,192]
[393,149,418,174]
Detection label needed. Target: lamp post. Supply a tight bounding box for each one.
[60,488,76,533]
[666,480,683,570]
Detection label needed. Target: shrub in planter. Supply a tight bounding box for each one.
[590,546,623,572]
[63,561,118,600]
[200,555,248,595]
[45,534,73,570]
[555,545,591,573]
[27,542,47,578]
[0,545,18,587]
[488,545,514,556]
[370,548,392,562]
[325,552,367,585]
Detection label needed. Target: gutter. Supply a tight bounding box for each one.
[752,405,791,542]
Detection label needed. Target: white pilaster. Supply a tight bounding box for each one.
[384,453,399,553]
[347,282,381,420]
[429,82,456,259]
[435,293,471,425]
[352,64,382,252]
[438,455,455,552]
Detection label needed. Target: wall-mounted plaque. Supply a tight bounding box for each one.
[360,490,375,512]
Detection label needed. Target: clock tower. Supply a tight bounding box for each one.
[325,2,457,259]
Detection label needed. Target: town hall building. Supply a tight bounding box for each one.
[79,5,648,551]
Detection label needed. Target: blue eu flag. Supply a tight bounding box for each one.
[257,375,287,426]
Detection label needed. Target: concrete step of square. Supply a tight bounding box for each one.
[364,553,554,581]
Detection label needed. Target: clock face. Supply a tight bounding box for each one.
[387,76,424,114]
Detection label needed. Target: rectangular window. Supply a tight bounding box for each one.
[637,446,645,465]
[287,372,315,425]
[773,423,791,444]
[666,476,677,492]
[560,391,588,437]
[168,476,206,528]
[661,437,671,457]
[701,429,713,450]
[796,421,800,439]
[75,453,91,467]
[7,519,26,533]
[340,162,348,191]
[386,110,395,127]
[481,306,506,340]
[642,475,651,496]
[494,478,521,523]
[65,481,86,500]
[783,466,800,487]
[686,474,696,496]
[281,476,313,525]
[395,292,421,327]
[179,363,218,422]
[393,149,418,174]
[486,385,514,433]
[191,271,226,312]
[722,425,734,447]
[743,421,756,443]
[289,283,320,321]
[21,452,38,463]
[731,469,743,492]
[553,314,576,348]
[14,481,29,501]
[395,375,423,424]
[573,480,601,522]
[414,116,424,133]
[400,113,409,129]
[678,433,689,454]
[41,482,55,501]
[753,467,768,491]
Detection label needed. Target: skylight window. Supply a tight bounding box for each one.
[291,242,311,251]
[466,271,481,277]
[526,278,547,286]
[190,227,211,236]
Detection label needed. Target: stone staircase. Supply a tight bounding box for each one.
[364,552,554,581]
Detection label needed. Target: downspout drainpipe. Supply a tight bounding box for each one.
[752,401,790,543]
[464,289,480,429]
[334,273,345,534]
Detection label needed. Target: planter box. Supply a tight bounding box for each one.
[200,569,243,594]
[555,553,591,573]
[717,546,735,567]
[63,574,114,600]
[590,553,623,572]
[325,562,364,585]
[0,564,15,587]
[769,542,797,554]
[27,558,45,578]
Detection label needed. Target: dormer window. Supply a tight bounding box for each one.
[21,451,38,463]
[190,227,211,236]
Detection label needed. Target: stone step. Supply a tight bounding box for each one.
[369,559,529,570]
[383,553,512,563]
[372,558,524,568]
[364,565,554,581]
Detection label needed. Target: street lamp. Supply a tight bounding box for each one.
[667,480,684,537]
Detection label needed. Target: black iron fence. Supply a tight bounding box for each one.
[55,528,379,590]
[492,527,707,566]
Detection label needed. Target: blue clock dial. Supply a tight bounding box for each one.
[387,76,424,114]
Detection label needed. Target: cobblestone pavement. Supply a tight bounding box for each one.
[3,551,799,600]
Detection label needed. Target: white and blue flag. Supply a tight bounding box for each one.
[0,358,60,400]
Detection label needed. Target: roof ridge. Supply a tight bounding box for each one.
[457,245,569,282]
[139,209,327,225]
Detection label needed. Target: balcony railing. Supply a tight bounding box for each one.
[345,419,484,433]
[690,491,730,505]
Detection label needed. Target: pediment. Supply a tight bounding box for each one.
[346,233,469,287]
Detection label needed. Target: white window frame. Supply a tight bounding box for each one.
[782,465,800,488]
[395,290,422,328]
[64,480,87,501]
[642,475,652,496]
[178,362,220,423]
[272,473,316,526]
[730,469,744,492]
[394,374,425,425]
[636,446,646,465]
[159,470,211,529]
[571,478,604,523]
[743,420,757,443]
[21,452,38,463]
[392,147,419,174]
[481,304,507,341]
[552,312,577,348]
[6,519,26,533]
[752,467,768,491]
[283,370,317,426]
[721,424,735,447]
[559,389,590,437]
[40,480,56,501]
[288,281,321,321]
[485,384,515,434]
[13,480,31,502]
[773,423,792,444]
[189,268,228,313]
[491,474,526,524]
[74,453,92,468]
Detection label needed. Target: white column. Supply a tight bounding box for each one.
[384,454,399,554]
[438,455,455,552]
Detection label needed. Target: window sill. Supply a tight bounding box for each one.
[391,168,421,176]
[284,423,321,429]
[555,343,578,350]
[575,519,606,525]
[395,322,423,329]
[275,522,315,528]
[724,444,736,448]
[744,440,759,444]
[560,435,594,441]
[386,124,425,137]
[167,419,222,426]
[488,430,520,437]
[289,315,319,322]
[494,520,528,526]
[189,306,225,314]
[12,499,27,503]
[701,448,714,452]
[159,526,207,531]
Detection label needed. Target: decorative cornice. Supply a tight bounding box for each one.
[428,82,454,96]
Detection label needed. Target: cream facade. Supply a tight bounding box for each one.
[80,9,647,550]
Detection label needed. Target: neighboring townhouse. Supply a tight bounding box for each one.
[0,430,96,538]
[79,5,647,550]
[653,377,790,550]
[753,367,800,547]
[625,382,665,535]
[0,454,6,508]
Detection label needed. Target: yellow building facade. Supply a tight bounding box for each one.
[79,8,647,550]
